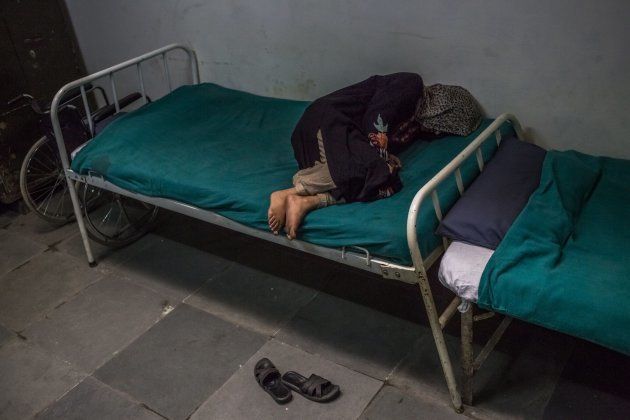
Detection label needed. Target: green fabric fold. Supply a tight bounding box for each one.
[478,150,630,354]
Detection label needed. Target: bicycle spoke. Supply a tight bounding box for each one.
[30,156,56,173]
[26,172,59,184]
[97,203,115,231]
[42,140,61,168]
[27,178,57,193]
[111,199,127,238]
[38,175,63,213]
[52,183,69,217]
[30,183,59,202]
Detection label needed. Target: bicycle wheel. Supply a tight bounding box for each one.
[20,135,74,225]
[81,184,159,248]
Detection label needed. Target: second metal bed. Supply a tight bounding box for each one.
[51,44,524,412]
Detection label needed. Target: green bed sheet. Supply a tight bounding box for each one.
[72,83,512,265]
[478,150,630,354]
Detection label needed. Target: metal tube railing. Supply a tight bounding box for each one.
[49,43,199,266]
[406,113,524,269]
[50,43,198,173]
[404,113,524,411]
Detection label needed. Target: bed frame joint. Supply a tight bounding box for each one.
[473,311,495,322]
[379,264,418,284]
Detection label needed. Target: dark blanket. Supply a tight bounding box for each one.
[291,73,423,202]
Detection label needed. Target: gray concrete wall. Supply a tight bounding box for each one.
[64,0,630,158]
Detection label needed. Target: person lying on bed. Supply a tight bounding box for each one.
[268,73,424,239]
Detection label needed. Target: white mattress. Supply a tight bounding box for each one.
[438,241,494,303]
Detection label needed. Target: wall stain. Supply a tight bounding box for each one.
[269,78,316,98]
[388,31,435,40]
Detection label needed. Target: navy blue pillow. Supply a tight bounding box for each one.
[436,136,546,249]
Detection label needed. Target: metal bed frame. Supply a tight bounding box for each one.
[51,44,525,413]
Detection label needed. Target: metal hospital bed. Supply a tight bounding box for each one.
[51,44,525,412]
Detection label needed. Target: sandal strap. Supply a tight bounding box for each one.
[302,374,330,398]
[256,367,279,386]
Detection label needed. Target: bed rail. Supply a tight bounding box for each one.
[50,43,199,265]
[403,113,524,412]
[406,113,524,274]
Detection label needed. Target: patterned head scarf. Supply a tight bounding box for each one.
[414,84,483,137]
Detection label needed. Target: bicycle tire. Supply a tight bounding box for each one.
[20,135,74,225]
[81,184,159,248]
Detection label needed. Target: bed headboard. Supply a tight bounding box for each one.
[50,44,199,172]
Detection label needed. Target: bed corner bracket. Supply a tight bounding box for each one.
[379,264,418,284]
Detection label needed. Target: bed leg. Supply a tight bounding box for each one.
[66,179,96,266]
[461,305,474,406]
[416,272,463,413]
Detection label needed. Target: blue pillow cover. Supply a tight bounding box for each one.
[436,136,546,249]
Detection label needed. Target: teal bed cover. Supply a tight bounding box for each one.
[478,150,630,354]
[72,83,513,265]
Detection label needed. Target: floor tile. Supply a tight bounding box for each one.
[543,341,630,420]
[0,207,18,228]
[7,211,77,247]
[152,210,254,253]
[186,262,318,335]
[0,251,102,331]
[105,234,233,301]
[390,320,574,419]
[275,293,423,379]
[0,340,85,419]
[0,324,13,348]
[154,211,332,290]
[321,266,425,324]
[223,241,334,290]
[191,339,382,420]
[35,376,162,420]
[56,232,118,265]
[24,276,169,372]
[359,385,460,420]
[95,304,267,420]
[0,229,47,277]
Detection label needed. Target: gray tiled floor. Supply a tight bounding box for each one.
[275,293,423,379]
[7,211,78,247]
[0,324,13,348]
[0,208,628,419]
[23,276,169,372]
[35,377,162,420]
[0,230,47,278]
[360,385,461,420]
[192,339,382,420]
[56,232,117,263]
[0,251,102,331]
[0,339,85,419]
[186,262,319,335]
[95,304,267,420]
[0,209,18,228]
[101,235,234,301]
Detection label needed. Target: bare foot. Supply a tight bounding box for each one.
[285,194,320,240]
[268,188,296,234]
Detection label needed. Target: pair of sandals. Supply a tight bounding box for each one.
[254,358,341,405]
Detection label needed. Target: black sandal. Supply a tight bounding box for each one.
[254,358,292,404]
[281,371,340,403]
